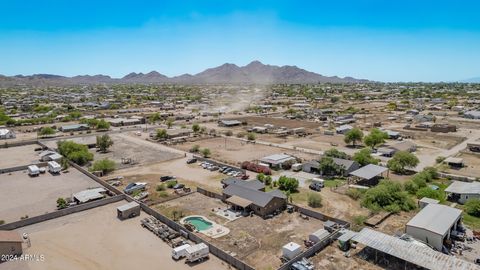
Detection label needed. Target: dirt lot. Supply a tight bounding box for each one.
[395,129,465,150]
[91,133,184,169]
[173,137,316,166]
[0,201,229,270]
[105,157,231,196]
[235,116,321,131]
[156,192,324,270]
[446,152,480,177]
[0,167,103,223]
[0,144,41,169]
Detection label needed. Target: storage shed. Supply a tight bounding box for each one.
[308,229,330,243]
[117,201,141,220]
[0,231,23,258]
[282,242,302,260]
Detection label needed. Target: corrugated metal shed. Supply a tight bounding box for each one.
[352,228,479,270]
[406,204,461,236]
[350,164,388,180]
[445,181,480,195]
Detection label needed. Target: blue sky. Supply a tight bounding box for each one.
[1,0,479,82]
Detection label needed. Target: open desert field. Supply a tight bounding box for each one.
[173,137,316,165]
[0,167,102,223]
[0,201,229,270]
[0,144,41,169]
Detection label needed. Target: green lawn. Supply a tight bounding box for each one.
[324,179,346,188]
[462,213,480,230]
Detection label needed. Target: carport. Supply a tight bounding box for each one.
[226,195,252,211]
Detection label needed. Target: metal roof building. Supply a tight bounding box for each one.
[406,204,462,251]
[73,187,106,204]
[353,228,479,270]
[350,164,388,181]
[444,181,480,204]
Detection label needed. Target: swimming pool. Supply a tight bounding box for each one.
[184,216,213,231]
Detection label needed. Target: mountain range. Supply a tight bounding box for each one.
[0,61,368,86]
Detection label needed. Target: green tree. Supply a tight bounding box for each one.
[166,118,174,128]
[201,148,211,158]
[192,123,200,133]
[57,141,93,165]
[90,158,116,174]
[56,197,67,209]
[278,176,299,192]
[256,173,265,182]
[344,128,364,147]
[38,126,56,136]
[156,129,168,140]
[363,128,388,149]
[149,112,161,124]
[353,148,379,166]
[465,199,480,217]
[96,119,110,130]
[96,134,114,153]
[308,193,322,208]
[318,156,345,176]
[387,151,419,174]
[361,180,416,213]
[190,144,200,153]
[324,148,349,159]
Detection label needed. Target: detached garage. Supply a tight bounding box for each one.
[117,202,141,220]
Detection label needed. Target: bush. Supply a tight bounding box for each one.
[324,148,349,159]
[224,130,233,136]
[346,188,362,200]
[166,181,178,188]
[200,148,211,158]
[158,191,169,198]
[308,193,322,208]
[416,187,443,201]
[256,173,265,182]
[38,126,56,136]
[57,141,93,165]
[156,184,166,191]
[247,132,256,141]
[404,180,419,194]
[0,220,4,225]
[264,175,272,186]
[361,180,416,213]
[190,145,200,153]
[353,147,379,166]
[352,215,367,231]
[278,176,299,192]
[436,156,446,164]
[236,132,246,138]
[90,158,116,174]
[56,197,67,209]
[465,199,480,217]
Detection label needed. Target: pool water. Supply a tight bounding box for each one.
[184,216,213,231]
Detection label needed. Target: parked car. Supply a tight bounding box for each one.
[309,179,324,191]
[173,183,185,190]
[124,182,147,194]
[160,176,176,182]
[186,158,197,164]
[240,174,249,180]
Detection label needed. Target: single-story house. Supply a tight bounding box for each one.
[431,124,457,133]
[107,117,143,127]
[166,128,192,139]
[464,110,480,119]
[0,128,16,139]
[221,178,265,191]
[260,154,296,170]
[59,124,90,133]
[349,164,388,186]
[444,157,464,168]
[73,187,107,204]
[406,204,462,251]
[378,141,416,157]
[303,158,360,177]
[0,231,23,257]
[385,130,401,139]
[222,183,287,218]
[218,119,242,127]
[336,125,353,134]
[445,181,480,204]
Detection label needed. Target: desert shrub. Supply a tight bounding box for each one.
[156,184,166,191]
[166,181,177,188]
[361,180,416,213]
[307,193,322,208]
[416,187,444,201]
[346,188,363,200]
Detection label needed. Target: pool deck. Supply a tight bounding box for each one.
[181,215,230,239]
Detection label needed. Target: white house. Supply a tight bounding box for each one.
[445,181,480,204]
[0,128,15,139]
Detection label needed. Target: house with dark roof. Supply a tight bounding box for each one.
[221,178,265,191]
[222,181,286,218]
[302,158,360,177]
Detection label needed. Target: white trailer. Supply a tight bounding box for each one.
[28,165,40,176]
[172,244,191,260]
[185,243,209,263]
[48,161,61,174]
